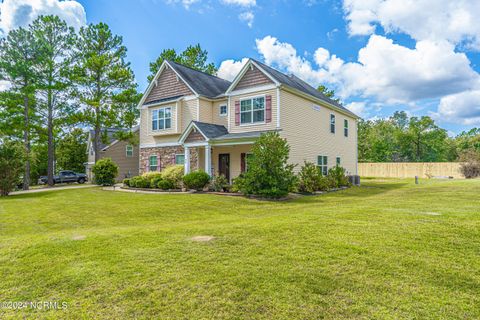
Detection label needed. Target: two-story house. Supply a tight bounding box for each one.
[138,59,359,181]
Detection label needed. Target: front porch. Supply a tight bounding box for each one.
[184,143,253,181]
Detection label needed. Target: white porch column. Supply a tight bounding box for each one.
[204,145,212,176]
[184,146,190,174]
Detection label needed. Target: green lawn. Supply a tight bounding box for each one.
[0,179,479,319]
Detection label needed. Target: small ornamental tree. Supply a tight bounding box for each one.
[298,161,323,194]
[0,140,25,196]
[92,158,118,185]
[237,132,296,198]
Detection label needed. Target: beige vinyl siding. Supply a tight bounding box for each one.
[228,89,278,134]
[279,89,358,175]
[100,136,140,181]
[198,98,213,123]
[212,144,252,180]
[140,103,180,147]
[212,100,228,127]
[182,98,198,131]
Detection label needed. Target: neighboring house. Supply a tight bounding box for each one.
[138,59,359,181]
[85,127,140,182]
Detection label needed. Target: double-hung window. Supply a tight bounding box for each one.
[149,155,158,171]
[151,107,172,131]
[175,154,185,165]
[317,156,328,176]
[336,157,341,166]
[344,119,349,137]
[219,105,227,116]
[330,114,336,134]
[240,96,265,124]
[126,145,133,157]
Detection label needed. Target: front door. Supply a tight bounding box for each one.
[218,154,230,181]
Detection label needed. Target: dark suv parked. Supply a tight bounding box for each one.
[39,171,88,185]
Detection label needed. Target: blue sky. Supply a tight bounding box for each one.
[1,0,480,134]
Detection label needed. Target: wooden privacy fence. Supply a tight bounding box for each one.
[358,162,464,179]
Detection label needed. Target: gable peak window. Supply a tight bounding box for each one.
[151,107,172,131]
[330,114,336,134]
[219,105,227,116]
[240,96,265,124]
[344,119,349,137]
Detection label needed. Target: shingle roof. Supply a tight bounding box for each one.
[192,121,229,139]
[251,59,357,118]
[167,60,231,98]
[211,129,280,141]
[90,127,138,150]
[143,95,184,106]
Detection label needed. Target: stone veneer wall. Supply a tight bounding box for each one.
[139,146,198,174]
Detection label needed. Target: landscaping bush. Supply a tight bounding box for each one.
[156,178,175,190]
[327,166,350,188]
[298,161,323,193]
[459,150,480,178]
[183,171,210,190]
[129,176,150,188]
[210,174,229,192]
[0,139,25,196]
[161,165,184,188]
[236,132,296,198]
[123,178,130,187]
[142,172,162,187]
[92,158,118,186]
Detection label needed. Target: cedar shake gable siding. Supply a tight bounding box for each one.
[144,66,193,104]
[184,130,206,143]
[233,65,273,91]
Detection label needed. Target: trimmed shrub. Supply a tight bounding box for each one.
[298,161,322,193]
[459,150,480,178]
[142,172,162,186]
[161,165,184,188]
[210,174,229,192]
[183,171,210,190]
[130,176,150,188]
[327,166,350,188]
[156,178,175,190]
[236,132,296,198]
[123,178,130,187]
[92,158,118,186]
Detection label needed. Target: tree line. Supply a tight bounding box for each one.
[0,15,216,191]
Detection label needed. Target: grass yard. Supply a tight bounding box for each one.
[0,179,479,319]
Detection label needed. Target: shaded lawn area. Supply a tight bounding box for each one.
[0,179,479,319]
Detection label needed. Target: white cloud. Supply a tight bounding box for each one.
[0,0,86,35]
[343,0,480,49]
[437,90,480,125]
[255,35,480,103]
[166,0,200,9]
[345,101,367,118]
[238,11,254,28]
[0,81,11,92]
[221,0,256,7]
[217,58,249,81]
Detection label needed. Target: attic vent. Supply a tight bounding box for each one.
[250,65,253,70]
[154,80,158,87]
[176,75,179,82]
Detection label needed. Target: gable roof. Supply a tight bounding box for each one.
[166,60,231,99]
[89,127,139,151]
[192,121,229,139]
[250,59,357,118]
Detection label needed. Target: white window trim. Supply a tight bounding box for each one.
[317,155,328,176]
[330,113,336,134]
[151,106,172,132]
[175,154,185,165]
[239,94,266,126]
[219,104,227,117]
[126,145,133,157]
[149,155,158,171]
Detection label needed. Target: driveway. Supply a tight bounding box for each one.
[10,184,96,195]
